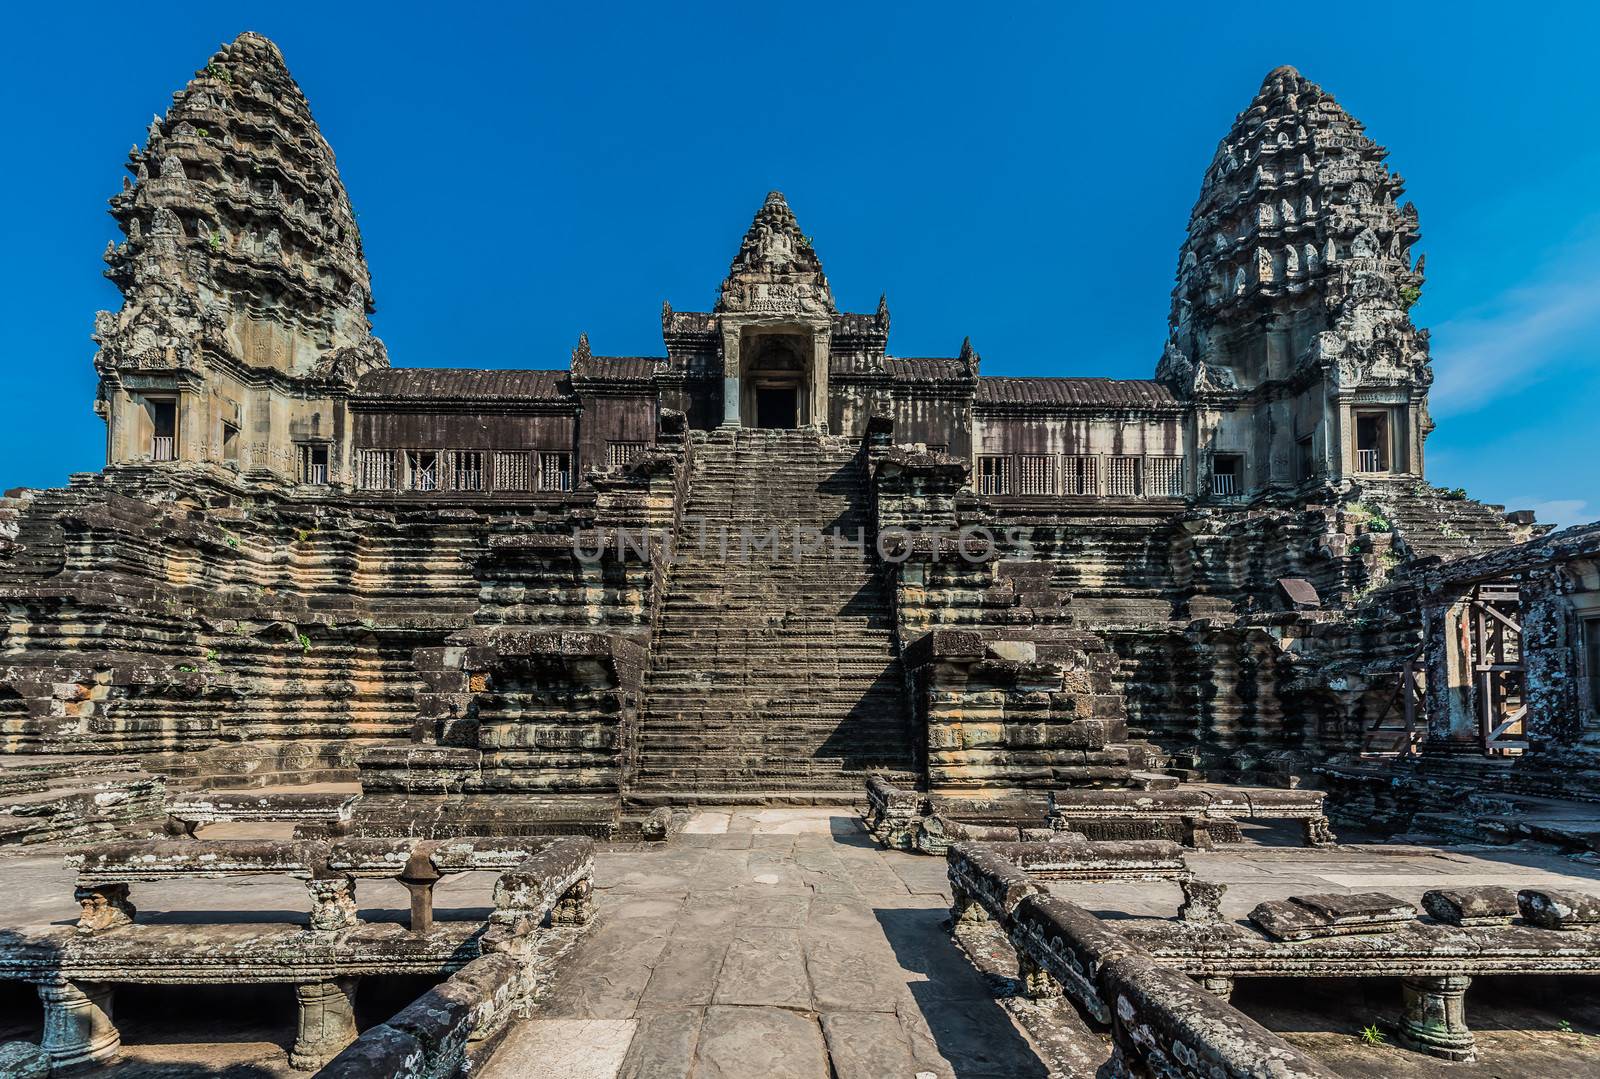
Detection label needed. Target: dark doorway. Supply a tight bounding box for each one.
[756,385,798,429]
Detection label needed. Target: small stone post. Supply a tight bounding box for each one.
[551,876,595,927]
[1397,974,1475,1062]
[289,978,360,1070]
[74,882,137,934]
[400,845,442,935]
[38,979,120,1070]
[305,875,359,932]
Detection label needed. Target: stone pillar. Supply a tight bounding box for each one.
[39,979,120,1070]
[1397,974,1475,1062]
[721,327,741,427]
[1195,974,1235,999]
[289,979,360,1070]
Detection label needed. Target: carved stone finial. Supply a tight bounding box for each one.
[958,336,978,373]
[573,332,592,364]
[715,190,835,315]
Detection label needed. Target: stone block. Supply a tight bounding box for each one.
[1518,888,1600,929]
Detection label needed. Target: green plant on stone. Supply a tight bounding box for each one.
[1399,284,1422,308]
[1360,1024,1386,1046]
[1441,487,1468,501]
[176,664,195,673]
[209,231,222,252]
[297,632,311,653]
[1559,1019,1575,1033]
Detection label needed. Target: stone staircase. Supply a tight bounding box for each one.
[0,755,166,845]
[631,428,916,800]
[1357,477,1524,561]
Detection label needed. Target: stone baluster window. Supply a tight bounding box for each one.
[451,451,484,491]
[977,455,1010,496]
[358,449,396,490]
[1018,455,1055,496]
[407,450,439,492]
[1108,456,1142,497]
[494,451,531,492]
[1146,456,1185,498]
[1064,455,1098,496]
[539,451,573,492]
[607,441,647,468]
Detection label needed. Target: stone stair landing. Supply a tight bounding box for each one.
[633,429,916,799]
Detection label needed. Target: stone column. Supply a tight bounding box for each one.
[289,978,360,1070]
[721,327,742,427]
[1397,974,1475,1062]
[1196,974,1235,999]
[39,979,120,1070]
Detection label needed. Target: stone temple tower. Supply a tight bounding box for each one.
[94,31,386,484]
[1158,66,1430,500]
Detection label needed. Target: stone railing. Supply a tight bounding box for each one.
[865,775,1335,853]
[2,836,595,1072]
[946,841,1336,1078]
[320,836,598,1078]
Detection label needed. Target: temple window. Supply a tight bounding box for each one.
[494,451,531,492]
[149,398,178,461]
[607,441,647,468]
[1018,455,1055,496]
[297,443,329,485]
[358,449,396,490]
[1296,436,1315,482]
[977,455,1010,495]
[1064,455,1098,496]
[451,451,484,492]
[1108,456,1143,497]
[1355,411,1390,473]
[539,451,573,492]
[1212,454,1242,497]
[1147,456,1185,498]
[221,421,240,466]
[407,450,439,492]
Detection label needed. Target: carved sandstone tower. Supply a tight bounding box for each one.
[1159,66,1429,499]
[95,31,386,483]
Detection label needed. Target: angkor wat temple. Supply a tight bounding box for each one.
[5,30,1600,1079]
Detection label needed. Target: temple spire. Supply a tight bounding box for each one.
[715,191,835,316]
[96,31,385,383]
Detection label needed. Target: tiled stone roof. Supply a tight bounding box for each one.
[976,377,1181,409]
[355,368,570,401]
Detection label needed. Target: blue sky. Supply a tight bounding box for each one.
[3,2,1597,526]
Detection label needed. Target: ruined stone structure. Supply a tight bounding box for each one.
[0,35,1564,848]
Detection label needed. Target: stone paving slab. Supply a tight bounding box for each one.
[479,1018,636,1079]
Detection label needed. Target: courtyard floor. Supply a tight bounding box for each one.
[5,810,1600,1076]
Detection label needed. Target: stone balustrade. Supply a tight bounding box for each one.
[962,860,1336,1077]
[2,836,596,1072]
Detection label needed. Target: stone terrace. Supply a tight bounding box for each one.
[9,813,1600,1075]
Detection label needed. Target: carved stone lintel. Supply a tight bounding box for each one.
[75,883,137,934]
[551,877,595,928]
[305,876,359,932]
[289,978,360,1071]
[39,980,120,1070]
[1397,974,1475,1062]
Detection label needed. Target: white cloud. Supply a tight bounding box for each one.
[1430,272,1600,416]
[1516,499,1593,530]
